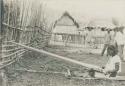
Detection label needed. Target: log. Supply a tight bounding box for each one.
[2,47,23,53]
[0,69,8,86]
[2,42,31,48]
[2,44,17,47]
[11,41,103,72]
[2,49,25,58]
[2,23,32,32]
[0,50,26,65]
[0,50,26,69]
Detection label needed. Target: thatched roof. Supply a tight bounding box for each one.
[53,11,79,28]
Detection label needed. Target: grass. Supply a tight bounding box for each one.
[5,45,125,86]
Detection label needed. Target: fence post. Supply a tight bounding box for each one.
[0,69,8,86]
[0,0,3,56]
[0,0,8,86]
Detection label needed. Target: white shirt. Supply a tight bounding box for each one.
[86,31,92,42]
[105,55,121,73]
[104,33,111,44]
[115,32,125,45]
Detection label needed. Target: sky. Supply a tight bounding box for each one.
[42,0,125,25]
[44,0,125,17]
[6,0,125,26]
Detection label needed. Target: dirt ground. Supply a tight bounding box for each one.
[5,45,125,86]
[8,72,125,86]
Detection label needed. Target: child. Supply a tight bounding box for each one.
[103,45,121,77]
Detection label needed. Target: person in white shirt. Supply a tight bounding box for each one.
[103,45,121,77]
[86,27,93,46]
[114,26,125,61]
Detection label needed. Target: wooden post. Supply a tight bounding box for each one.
[0,0,3,55]
[0,0,2,85]
[5,1,10,41]
[0,69,8,86]
[0,0,8,86]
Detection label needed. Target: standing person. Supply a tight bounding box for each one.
[86,27,92,47]
[101,30,111,56]
[83,29,87,45]
[114,26,125,61]
[110,28,118,47]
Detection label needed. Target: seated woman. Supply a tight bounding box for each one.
[103,45,121,77]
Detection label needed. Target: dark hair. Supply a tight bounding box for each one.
[88,68,95,78]
[101,28,105,31]
[107,45,118,57]
[107,30,110,33]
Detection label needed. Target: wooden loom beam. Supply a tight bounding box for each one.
[10,41,103,72]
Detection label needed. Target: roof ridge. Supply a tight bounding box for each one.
[54,11,79,28]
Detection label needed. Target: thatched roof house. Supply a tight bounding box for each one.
[50,11,84,46]
[53,11,80,35]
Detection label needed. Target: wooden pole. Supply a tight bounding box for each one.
[0,0,3,55]
[0,0,3,64]
[0,0,7,86]
[6,1,10,41]
[11,41,103,72]
[0,0,8,86]
[0,69,8,86]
